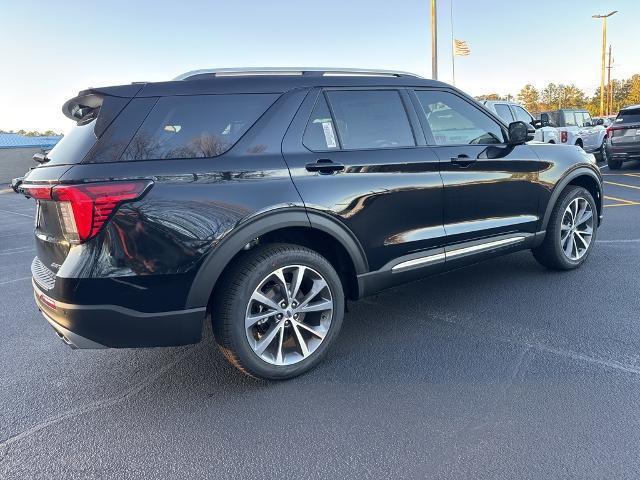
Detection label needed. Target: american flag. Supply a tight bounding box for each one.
[453,39,470,56]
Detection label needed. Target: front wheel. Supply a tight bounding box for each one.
[212,243,344,380]
[532,186,598,270]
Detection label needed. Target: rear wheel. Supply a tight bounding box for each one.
[607,157,623,169]
[212,243,344,380]
[532,186,597,270]
[598,138,609,163]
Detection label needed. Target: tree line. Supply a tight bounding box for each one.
[477,74,640,116]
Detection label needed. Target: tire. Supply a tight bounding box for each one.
[598,138,609,163]
[607,157,623,170]
[532,186,598,270]
[212,243,345,380]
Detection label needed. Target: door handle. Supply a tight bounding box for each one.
[450,154,476,167]
[305,159,345,175]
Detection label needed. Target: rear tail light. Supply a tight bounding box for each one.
[560,131,568,143]
[606,126,613,137]
[24,180,152,243]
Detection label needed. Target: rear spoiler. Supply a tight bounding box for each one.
[61,83,146,135]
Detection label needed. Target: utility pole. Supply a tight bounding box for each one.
[592,11,617,116]
[431,0,438,80]
[606,44,613,115]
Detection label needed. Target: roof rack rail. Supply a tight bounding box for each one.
[173,67,422,81]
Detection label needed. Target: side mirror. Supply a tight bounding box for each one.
[532,120,543,129]
[595,118,604,126]
[584,121,592,127]
[508,121,534,144]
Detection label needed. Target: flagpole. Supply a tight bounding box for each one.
[450,0,455,85]
[430,0,438,80]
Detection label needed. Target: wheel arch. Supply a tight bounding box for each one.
[185,208,368,309]
[540,168,603,232]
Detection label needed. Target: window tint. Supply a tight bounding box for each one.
[513,105,533,124]
[121,94,278,160]
[493,104,514,123]
[303,95,339,151]
[325,90,415,149]
[415,90,505,145]
[563,111,577,126]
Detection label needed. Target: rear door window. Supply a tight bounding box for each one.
[303,94,339,151]
[121,94,278,160]
[563,111,577,126]
[493,104,514,123]
[324,90,415,150]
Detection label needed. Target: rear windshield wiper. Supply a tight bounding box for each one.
[33,152,50,164]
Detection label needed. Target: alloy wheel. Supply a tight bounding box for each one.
[560,197,594,261]
[245,265,333,366]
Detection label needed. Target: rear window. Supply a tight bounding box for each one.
[616,108,640,124]
[121,94,278,161]
[45,120,97,165]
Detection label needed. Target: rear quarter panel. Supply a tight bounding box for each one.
[48,90,309,312]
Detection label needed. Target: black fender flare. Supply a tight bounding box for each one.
[540,167,603,231]
[185,207,368,309]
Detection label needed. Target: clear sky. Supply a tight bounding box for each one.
[1,0,638,132]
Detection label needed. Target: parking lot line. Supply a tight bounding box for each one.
[602,173,640,178]
[603,195,640,208]
[0,208,33,218]
[604,180,640,191]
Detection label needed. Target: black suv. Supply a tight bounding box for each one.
[606,105,640,169]
[21,68,603,379]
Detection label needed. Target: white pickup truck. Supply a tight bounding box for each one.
[538,109,607,160]
[481,100,560,144]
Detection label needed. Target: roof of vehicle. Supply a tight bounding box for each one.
[83,69,448,99]
[620,104,640,111]
[481,100,520,106]
[131,72,449,97]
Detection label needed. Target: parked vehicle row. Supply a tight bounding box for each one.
[538,109,608,161]
[20,68,603,380]
[481,100,560,144]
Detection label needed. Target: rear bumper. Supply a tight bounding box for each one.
[609,145,640,160]
[33,280,205,348]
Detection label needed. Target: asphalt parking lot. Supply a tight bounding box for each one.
[1,161,640,479]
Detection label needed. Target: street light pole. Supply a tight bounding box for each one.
[431,0,438,80]
[592,11,617,116]
[606,44,613,115]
